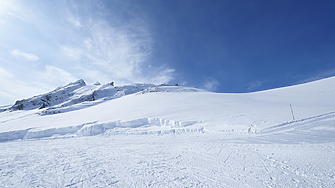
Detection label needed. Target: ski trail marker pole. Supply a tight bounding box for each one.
[290,104,295,120]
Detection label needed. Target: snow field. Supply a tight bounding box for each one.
[1,86,335,142]
[1,108,335,187]
[1,77,335,187]
[1,131,334,187]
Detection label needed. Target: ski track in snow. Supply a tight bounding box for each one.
[1,111,335,187]
[0,133,334,188]
[0,113,335,187]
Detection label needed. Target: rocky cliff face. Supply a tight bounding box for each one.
[8,79,87,111]
[6,79,156,113]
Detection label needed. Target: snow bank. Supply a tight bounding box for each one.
[0,117,202,142]
[0,129,29,142]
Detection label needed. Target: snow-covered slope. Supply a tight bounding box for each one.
[1,77,335,187]
[6,79,157,114]
[1,77,335,142]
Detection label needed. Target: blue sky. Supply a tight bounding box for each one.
[1,0,335,105]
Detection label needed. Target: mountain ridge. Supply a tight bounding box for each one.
[5,76,335,112]
[5,79,183,114]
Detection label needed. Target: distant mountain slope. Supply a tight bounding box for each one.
[6,79,158,113]
[1,77,335,142]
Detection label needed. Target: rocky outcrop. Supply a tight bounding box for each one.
[5,79,160,112]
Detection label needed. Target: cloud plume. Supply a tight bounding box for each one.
[11,49,39,61]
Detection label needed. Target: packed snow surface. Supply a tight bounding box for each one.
[1,77,335,187]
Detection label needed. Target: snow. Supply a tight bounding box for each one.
[5,79,156,113]
[1,77,335,187]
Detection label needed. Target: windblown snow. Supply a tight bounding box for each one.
[1,77,335,187]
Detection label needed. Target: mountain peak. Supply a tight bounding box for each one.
[4,80,190,114]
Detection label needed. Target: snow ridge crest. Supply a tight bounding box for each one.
[5,80,186,113]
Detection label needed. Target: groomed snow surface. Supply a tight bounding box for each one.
[1,77,335,187]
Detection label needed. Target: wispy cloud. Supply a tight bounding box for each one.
[0,67,47,105]
[0,0,41,26]
[76,19,152,81]
[11,49,39,61]
[58,4,175,85]
[0,65,78,105]
[67,16,82,28]
[0,67,13,78]
[141,65,175,84]
[247,80,266,91]
[0,0,176,104]
[60,46,82,61]
[0,0,20,18]
[203,77,220,91]
[40,65,77,85]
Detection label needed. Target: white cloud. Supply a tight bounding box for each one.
[67,16,81,28]
[0,1,20,17]
[0,0,41,27]
[142,65,175,84]
[84,38,92,49]
[79,19,153,81]
[203,77,220,91]
[41,65,77,85]
[0,65,77,105]
[11,49,39,61]
[57,2,175,85]
[75,66,110,84]
[0,67,13,78]
[181,81,188,86]
[0,67,47,105]
[60,46,82,60]
[0,0,177,105]
[248,80,266,91]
